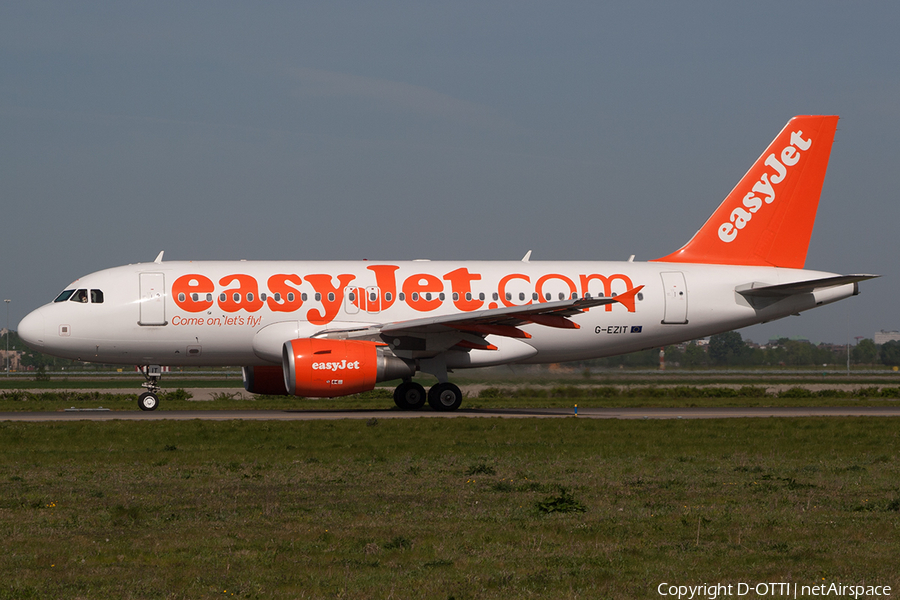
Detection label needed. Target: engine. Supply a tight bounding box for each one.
[282,338,415,397]
[242,365,290,395]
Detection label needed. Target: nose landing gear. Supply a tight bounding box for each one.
[137,365,163,411]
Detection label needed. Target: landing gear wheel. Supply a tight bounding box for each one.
[138,392,159,411]
[394,381,427,410]
[427,382,463,412]
[137,365,163,411]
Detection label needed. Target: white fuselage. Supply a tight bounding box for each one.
[17,260,855,368]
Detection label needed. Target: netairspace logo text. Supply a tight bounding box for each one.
[657,582,892,599]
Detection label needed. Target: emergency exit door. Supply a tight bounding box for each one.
[660,271,688,324]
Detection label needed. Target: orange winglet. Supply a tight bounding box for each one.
[453,324,532,339]
[610,285,644,313]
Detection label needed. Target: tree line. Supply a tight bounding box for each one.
[584,332,900,368]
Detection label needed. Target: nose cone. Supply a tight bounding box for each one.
[17,308,45,349]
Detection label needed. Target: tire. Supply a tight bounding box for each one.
[138,392,159,411]
[393,381,427,410]
[427,382,463,412]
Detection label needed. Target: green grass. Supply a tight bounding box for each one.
[1,418,899,598]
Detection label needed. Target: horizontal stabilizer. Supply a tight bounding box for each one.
[737,274,879,299]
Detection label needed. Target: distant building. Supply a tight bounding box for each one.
[874,330,900,344]
[0,329,22,371]
[0,349,21,371]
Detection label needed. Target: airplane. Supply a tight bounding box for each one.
[17,115,876,412]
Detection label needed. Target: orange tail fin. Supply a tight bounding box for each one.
[653,115,839,268]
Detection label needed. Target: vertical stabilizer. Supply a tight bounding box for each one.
[653,115,838,268]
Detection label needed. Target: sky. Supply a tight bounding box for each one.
[1,2,898,345]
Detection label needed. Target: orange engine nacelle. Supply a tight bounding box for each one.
[282,338,416,398]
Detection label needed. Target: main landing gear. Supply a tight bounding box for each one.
[137,365,163,411]
[393,380,463,412]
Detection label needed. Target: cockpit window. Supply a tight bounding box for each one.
[70,289,89,303]
[91,289,104,304]
[54,290,75,303]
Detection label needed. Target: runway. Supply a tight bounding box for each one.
[3,406,900,422]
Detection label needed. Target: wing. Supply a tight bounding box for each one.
[315,285,644,357]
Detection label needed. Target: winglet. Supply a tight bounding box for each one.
[610,285,644,313]
[154,251,165,264]
[652,115,839,268]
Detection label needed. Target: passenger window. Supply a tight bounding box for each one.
[287,293,295,302]
[206,294,213,302]
[412,292,419,301]
[370,292,377,302]
[301,293,308,301]
[70,289,88,303]
[315,293,322,302]
[385,292,393,302]
[493,293,500,301]
[439,293,445,301]
[54,290,75,302]
[191,293,198,302]
[464,292,470,301]
[518,292,525,301]
[398,293,405,301]
[179,293,186,302]
[328,292,335,302]
[220,293,227,302]
[260,293,267,301]
[479,293,485,301]
[247,293,255,302]
[91,290,104,303]
[274,293,282,302]
[425,293,432,301]
[533,293,539,301]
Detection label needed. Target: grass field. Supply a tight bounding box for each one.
[1,417,899,599]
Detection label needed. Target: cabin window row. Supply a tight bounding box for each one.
[173,289,641,305]
[177,292,335,303]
